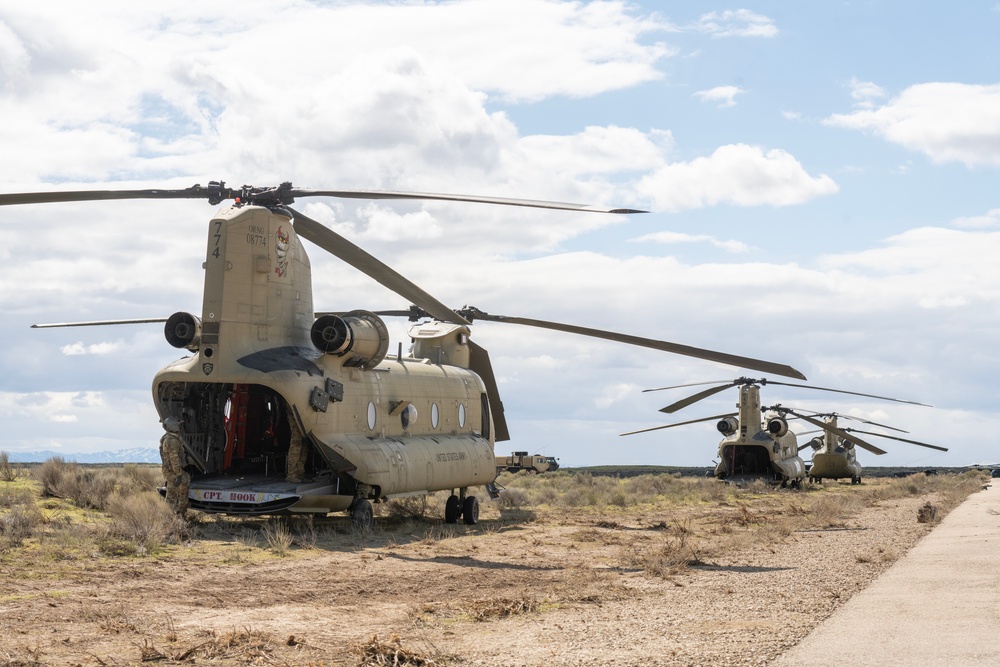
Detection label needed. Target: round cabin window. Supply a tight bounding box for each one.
[401,404,417,429]
[431,403,440,428]
[458,403,466,428]
[367,401,377,430]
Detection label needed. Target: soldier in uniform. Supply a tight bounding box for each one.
[159,416,191,516]
[285,402,308,484]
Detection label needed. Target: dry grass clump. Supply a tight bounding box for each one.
[0,644,46,666]
[0,504,44,551]
[356,633,440,666]
[805,492,863,528]
[621,519,701,576]
[140,627,278,663]
[382,495,432,521]
[0,450,22,482]
[33,458,160,511]
[0,482,43,551]
[497,471,739,510]
[262,519,294,555]
[463,594,540,621]
[101,490,186,555]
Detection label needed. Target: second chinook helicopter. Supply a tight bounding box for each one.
[620,377,932,487]
[4,182,806,527]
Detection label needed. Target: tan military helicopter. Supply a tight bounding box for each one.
[2,182,806,527]
[620,377,930,487]
[783,409,947,484]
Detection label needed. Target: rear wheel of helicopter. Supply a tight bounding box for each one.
[445,494,461,524]
[350,499,374,531]
[462,496,479,525]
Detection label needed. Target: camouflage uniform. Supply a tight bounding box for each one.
[159,431,191,515]
[285,402,307,483]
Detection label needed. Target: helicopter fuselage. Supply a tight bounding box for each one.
[806,417,863,484]
[153,204,495,514]
[714,385,805,486]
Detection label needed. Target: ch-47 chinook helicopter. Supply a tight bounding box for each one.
[2,181,806,528]
[620,377,932,488]
[779,409,948,484]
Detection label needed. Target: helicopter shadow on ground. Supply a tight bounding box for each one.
[688,563,795,573]
[188,506,539,554]
[380,551,561,573]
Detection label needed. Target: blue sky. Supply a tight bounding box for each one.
[1,1,998,468]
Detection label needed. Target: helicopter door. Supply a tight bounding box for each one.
[480,392,491,440]
[221,384,285,475]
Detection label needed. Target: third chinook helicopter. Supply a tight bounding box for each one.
[620,377,932,487]
[3,182,806,527]
[782,409,947,484]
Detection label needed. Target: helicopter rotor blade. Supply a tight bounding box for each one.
[658,383,737,414]
[755,381,931,407]
[0,184,219,207]
[0,182,647,213]
[31,317,168,328]
[287,207,470,325]
[844,428,948,452]
[294,189,647,214]
[783,410,888,455]
[620,413,738,437]
[642,380,734,393]
[456,307,806,380]
[790,409,911,433]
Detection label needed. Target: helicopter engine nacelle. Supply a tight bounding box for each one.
[716,417,739,436]
[164,312,202,351]
[766,417,789,437]
[310,310,389,368]
[840,439,855,450]
[808,437,824,450]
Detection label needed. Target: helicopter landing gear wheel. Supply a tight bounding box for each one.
[852,476,861,485]
[445,494,461,524]
[350,499,374,532]
[462,496,479,525]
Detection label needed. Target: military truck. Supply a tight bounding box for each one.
[496,451,559,474]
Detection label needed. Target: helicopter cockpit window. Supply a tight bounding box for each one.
[431,403,440,429]
[458,403,466,428]
[401,404,417,429]
[367,401,377,430]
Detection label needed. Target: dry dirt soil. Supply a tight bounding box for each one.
[0,478,967,667]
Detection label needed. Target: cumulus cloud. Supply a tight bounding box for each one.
[694,10,778,38]
[635,144,838,211]
[693,85,746,108]
[950,208,1000,229]
[824,82,1000,166]
[60,342,122,356]
[631,231,752,253]
[848,78,886,109]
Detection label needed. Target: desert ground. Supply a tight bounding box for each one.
[0,465,987,666]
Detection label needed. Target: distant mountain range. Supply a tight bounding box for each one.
[4,448,161,464]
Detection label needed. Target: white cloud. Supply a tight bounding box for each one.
[848,78,886,109]
[694,10,778,38]
[824,82,1000,166]
[60,341,123,356]
[631,231,752,253]
[694,85,746,108]
[951,208,1000,229]
[0,1,676,182]
[635,144,838,211]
